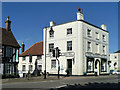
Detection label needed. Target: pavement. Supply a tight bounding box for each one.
[2,76,64,84]
[1,75,120,89]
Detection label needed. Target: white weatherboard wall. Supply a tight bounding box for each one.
[110,53,120,70]
[43,20,109,75]
[18,56,43,77]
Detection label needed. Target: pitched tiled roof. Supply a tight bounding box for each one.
[1,27,20,48]
[114,50,120,53]
[20,41,43,56]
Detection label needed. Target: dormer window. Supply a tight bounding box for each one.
[49,27,54,38]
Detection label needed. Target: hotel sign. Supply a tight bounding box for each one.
[86,52,107,58]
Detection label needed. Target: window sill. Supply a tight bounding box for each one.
[49,37,54,39]
[66,34,72,36]
[88,35,92,38]
[67,50,72,52]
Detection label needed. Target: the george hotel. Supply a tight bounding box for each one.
[43,7,109,76]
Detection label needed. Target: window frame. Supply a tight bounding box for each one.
[49,31,54,38]
[37,55,42,60]
[67,28,72,35]
[6,47,13,57]
[103,46,105,54]
[87,29,92,37]
[22,56,26,61]
[51,60,56,69]
[38,65,42,71]
[96,43,99,53]
[101,59,107,72]
[22,65,26,71]
[87,58,94,73]
[87,42,91,52]
[67,41,72,51]
[49,43,54,52]
[102,35,106,42]
[96,32,99,40]
[29,65,33,71]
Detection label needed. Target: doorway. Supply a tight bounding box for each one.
[67,59,72,75]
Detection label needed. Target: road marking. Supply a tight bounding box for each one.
[54,85,67,88]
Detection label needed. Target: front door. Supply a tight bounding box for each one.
[67,59,72,75]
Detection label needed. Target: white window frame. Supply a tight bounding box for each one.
[51,60,56,69]
[38,65,42,71]
[29,65,33,71]
[22,56,26,61]
[22,65,26,71]
[49,31,54,38]
[49,43,54,52]
[67,41,72,51]
[96,43,99,53]
[87,42,91,52]
[102,35,106,42]
[67,28,72,35]
[87,58,94,72]
[103,46,106,54]
[37,55,42,60]
[96,32,99,40]
[87,29,92,37]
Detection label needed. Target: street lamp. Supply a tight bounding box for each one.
[44,27,47,79]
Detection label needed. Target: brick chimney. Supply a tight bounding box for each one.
[5,16,11,31]
[21,42,25,53]
[77,6,84,20]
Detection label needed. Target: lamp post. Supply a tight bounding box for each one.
[44,27,47,79]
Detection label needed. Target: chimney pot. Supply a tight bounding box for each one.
[50,21,56,27]
[101,24,107,30]
[21,42,25,53]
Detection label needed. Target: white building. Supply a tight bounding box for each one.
[109,50,120,71]
[43,7,109,76]
[18,41,43,77]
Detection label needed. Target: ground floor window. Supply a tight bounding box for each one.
[5,64,15,74]
[101,59,107,72]
[6,64,11,74]
[87,57,94,72]
[38,65,42,71]
[51,60,56,69]
[29,65,33,71]
[22,65,26,71]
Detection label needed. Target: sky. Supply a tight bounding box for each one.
[2,2,118,53]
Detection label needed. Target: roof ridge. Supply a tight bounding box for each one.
[20,41,43,55]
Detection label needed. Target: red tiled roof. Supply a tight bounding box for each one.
[114,50,120,53]
[1,27,20,48]
[20,41,43,56]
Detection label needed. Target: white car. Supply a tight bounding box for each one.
[112,70,120,75]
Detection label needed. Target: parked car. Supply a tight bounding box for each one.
[112,70,120,75]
